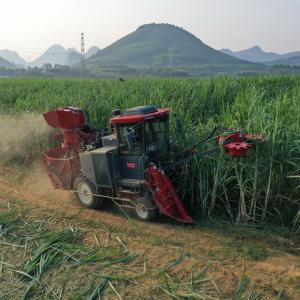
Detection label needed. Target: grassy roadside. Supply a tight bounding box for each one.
[0,168,299,299]
[0,196,221,300]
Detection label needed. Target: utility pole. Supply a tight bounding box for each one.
[81,33,86,76]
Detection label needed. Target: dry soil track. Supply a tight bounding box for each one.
[0,166,299,299]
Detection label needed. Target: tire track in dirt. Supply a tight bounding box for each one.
[0,175,220,282]
[0,166,236,264]
[0,164,216,243]
[1,172,299,299]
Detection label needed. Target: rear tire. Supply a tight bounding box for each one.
[74,176,103,209]
[135,196,158,221]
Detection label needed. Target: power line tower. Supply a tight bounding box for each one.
[168,45,175,77]
[80,33,86,76]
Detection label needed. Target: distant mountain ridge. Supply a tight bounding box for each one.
[86,46,101,58]
[221,46,300,63]
[29,44,81,67]
[29,45,101,66]
[0,49,27,67]
[0,46,98,68]
[86,23,261,70]
[0,56,15,68]
[2,27,299,71]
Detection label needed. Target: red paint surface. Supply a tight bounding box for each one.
[111,108,170,124]
[146,165,194,223]
[127,162,136,169]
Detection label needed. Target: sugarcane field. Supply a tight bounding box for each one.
[0,76,299,299]
[1,1,300,299]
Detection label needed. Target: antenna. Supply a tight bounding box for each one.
[81,32,86,75]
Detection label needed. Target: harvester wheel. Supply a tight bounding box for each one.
[74,176,103,209]
[135,196,158,221]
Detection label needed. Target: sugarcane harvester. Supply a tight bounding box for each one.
[42,106,264,223]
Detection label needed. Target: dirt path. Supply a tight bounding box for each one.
[0,165,299,299]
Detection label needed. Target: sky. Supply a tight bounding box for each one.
[0,0,299,61]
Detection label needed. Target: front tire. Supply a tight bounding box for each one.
[135,196,158,221]
[74,176,103,209]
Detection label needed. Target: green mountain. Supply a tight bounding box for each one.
[0,56,15,68]
[266,55,300,66]
[86,23,262,70]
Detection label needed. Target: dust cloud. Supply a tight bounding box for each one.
[0,113,52,165]
[0,113,73,205]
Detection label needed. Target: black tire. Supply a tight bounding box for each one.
[135,196,158,222]
[74,176,103,209]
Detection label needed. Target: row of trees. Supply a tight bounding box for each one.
[269,64,300,74]
[0,64,91,78]
[1,63,300,78]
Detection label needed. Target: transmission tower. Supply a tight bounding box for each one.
[81,33,86,75]
[168,45,175,77]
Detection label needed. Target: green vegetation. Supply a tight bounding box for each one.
[0,75,299,227]
[0,65,87,78]
[1,64,300,79]
[267,56,300,67]
[269,64,300,74]
[220,239,269,261]
[0,202,159,299]
[86,23,263,73]
[0,193,299,299]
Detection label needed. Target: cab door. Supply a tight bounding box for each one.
[116,122,145,181]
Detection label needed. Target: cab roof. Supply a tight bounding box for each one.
[111,106,170,124]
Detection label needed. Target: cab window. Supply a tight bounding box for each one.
[145,117,169,155]
[118,123,144,155]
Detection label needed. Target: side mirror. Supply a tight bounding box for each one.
[126,130,137,150]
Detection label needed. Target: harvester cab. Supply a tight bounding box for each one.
[111,106,170,178]
[42,106,264,224]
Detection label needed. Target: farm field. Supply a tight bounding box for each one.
[0,165,299,299]
[0,76,299,299]
[0,76,299,226]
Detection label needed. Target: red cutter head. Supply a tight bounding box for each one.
[223,141,253,157]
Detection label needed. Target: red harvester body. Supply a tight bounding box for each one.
[42,106,264,223]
